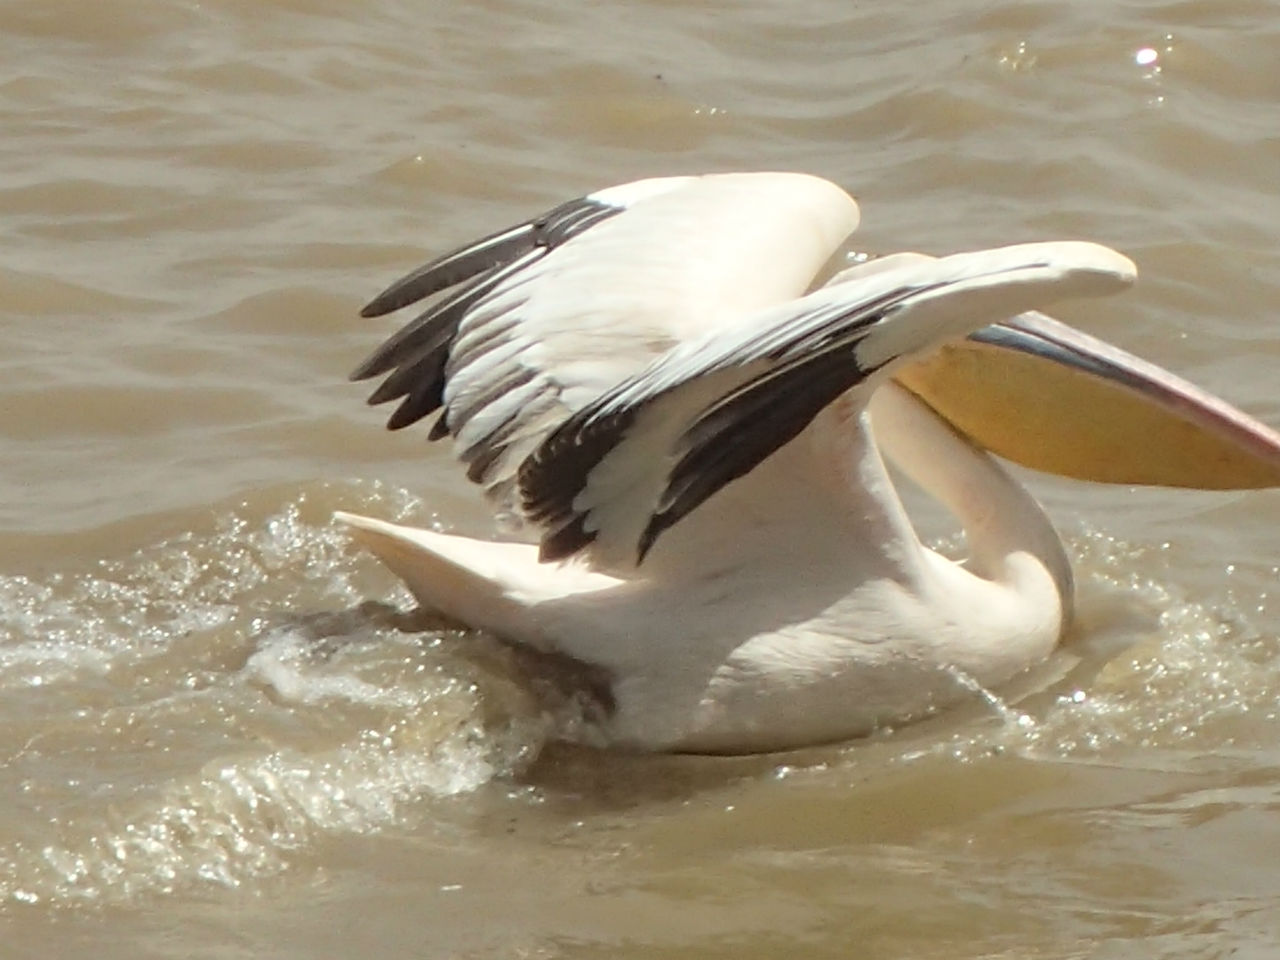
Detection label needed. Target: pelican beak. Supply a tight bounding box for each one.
[894,311,1280,489]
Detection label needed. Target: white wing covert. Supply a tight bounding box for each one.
[352,172,861,503]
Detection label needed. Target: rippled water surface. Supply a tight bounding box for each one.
[3,0,1280,956]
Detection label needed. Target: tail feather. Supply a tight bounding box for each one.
[334,512,622,642]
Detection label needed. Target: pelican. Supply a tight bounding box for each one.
[338,172,1280,753]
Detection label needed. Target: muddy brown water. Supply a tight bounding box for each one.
[3,1,1280,956]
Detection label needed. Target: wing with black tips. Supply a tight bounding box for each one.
[352,172,862,508]
[516,241,1136,567]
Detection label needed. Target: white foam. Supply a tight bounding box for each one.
[0,486,557,908]
[884,524,1280,768]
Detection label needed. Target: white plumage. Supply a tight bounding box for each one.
[340,172,1280,753]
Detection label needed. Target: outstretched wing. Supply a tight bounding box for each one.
[516,242,1137,566]
[353,172,861,503]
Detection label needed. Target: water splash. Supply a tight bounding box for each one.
[939,663,1038,733]
[887,525,1280,769]
[0,485,559,909]
[3,496,1277,907]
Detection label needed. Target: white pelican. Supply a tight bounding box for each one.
[339,172,1280,753]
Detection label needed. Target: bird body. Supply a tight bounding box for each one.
[342,172,1280,753]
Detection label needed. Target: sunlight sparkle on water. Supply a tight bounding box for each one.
[1135,35,1174,107]
[997,39,1036,71]
[1135,34,1175,75]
